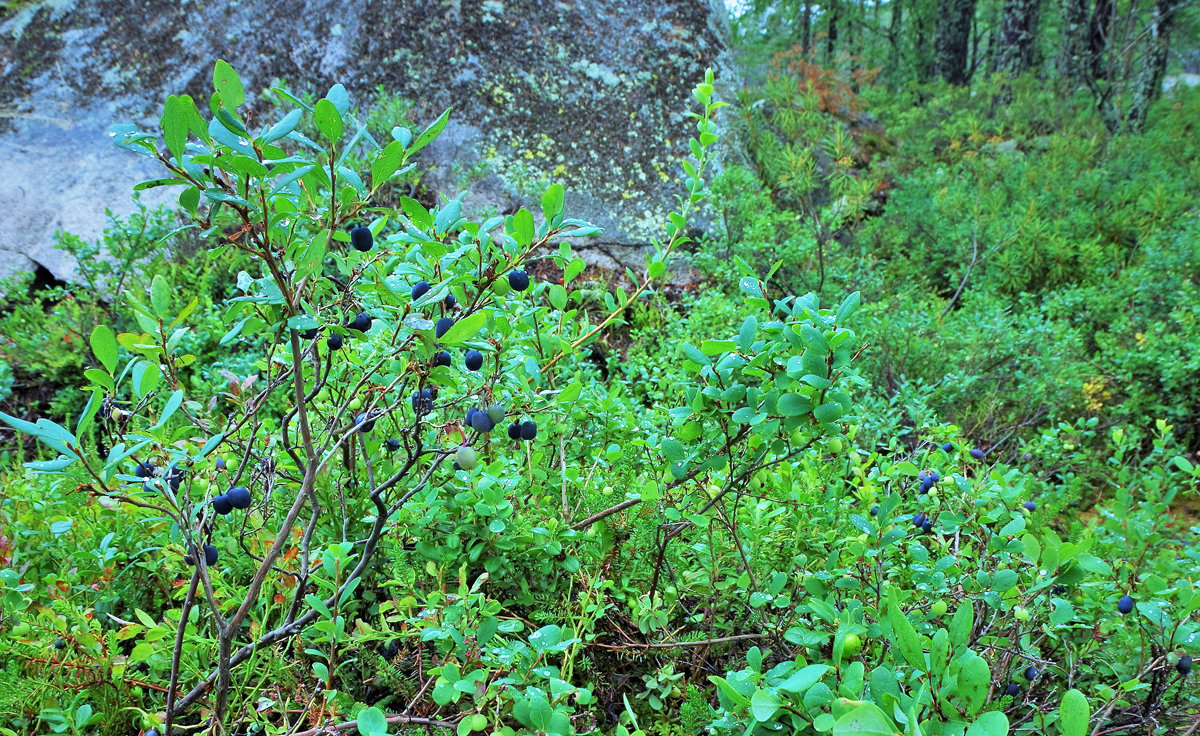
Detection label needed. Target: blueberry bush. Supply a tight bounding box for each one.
[1,39,1199,736]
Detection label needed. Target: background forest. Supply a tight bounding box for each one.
[0,1,1198,735]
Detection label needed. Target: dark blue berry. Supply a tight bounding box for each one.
[444,294,457,308]
[1118,595,1134,614]
[356,413,377,433]
[349,312,373,333]
[435,317,455,337]
[188,544,218,567]
[1004,683,1020,697]
[411,389,434,415]
[351,226,373,252]
[385,438,401,452]
[941,442,953,452]
[470,411,494,433]
[226,486,252,510]
[212,494,233,515]
[464,350,484,371]
[411,281,431,300]
[327,333,344,351]
[1178,655,1193,676]
[134,462,154,479]
[508,422,522,440]
[434,351,452,367]
[969,448,986,460]
[1023,666,1038,681]
[1024,501,1037,512]
[520,420,537,441]
[870,506,878,516]
[508,270,530,291]
[921,520,934,534]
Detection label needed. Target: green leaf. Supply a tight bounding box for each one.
[549,284,568,310]
[305,594,331,619]
[150,274,171,318]
[151,390,184,431]
[199,433,224,458]
[708,676,751,707]
[836,291,861,323]
[263,108,302,144]
[76,390,102,437]
[356,706,389,736]
[813,402,845,423]
[435,199,463,235]
[213,59,245,108]
[701,340,736,356]
[949,601,975,651]
[563,257,586,285]
[439,312,486,345]
[778,394,813,417]
[998,516,1026,537]
[74,704,92,731]
[408,107,451,157]
[966,711,1008,736]
[887,588,926,671]
[778,664,831,695]
[511,208,535,248]
[372,140,407,186]
[800,325,829,355]
[400,197,433,230]
[161,95,190,160]
[542,183,564,222]
[325,83,350,114]
[832,702,895,736]
[313,98,343,141]
[297,229,329,280]
[90,325,119,374]
[26,456,77,473]
[750,689,781,721]
[958,654,990,714]
[1059,689,1089,736]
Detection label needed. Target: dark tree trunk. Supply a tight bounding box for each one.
[827,0,840,63]
[890,0,904,71]
[935,0,978,84]
[1085,0,1113,81]
[915,0,935,83]
[802,0,813,54]
[1058,0,1090,84]
[996,0,1041,78]
[1127,0,1180,131]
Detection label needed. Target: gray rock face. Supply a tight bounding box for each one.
[0,0,737,282]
